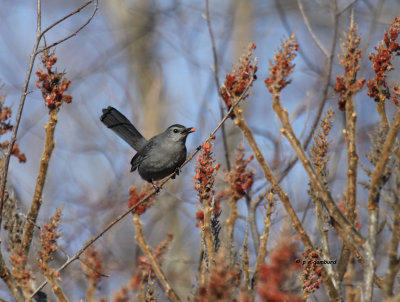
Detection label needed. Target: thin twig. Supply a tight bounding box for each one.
[133,215,181,302]
[205,0,231,170]
[38,0,98,54]
[297,0,329,57]
[31,69,253,298]
[338,0,359,16]
[40,0,93,38]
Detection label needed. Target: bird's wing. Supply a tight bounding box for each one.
[100,106,147,151]
[130,152,141,172]
[130,140,153,172]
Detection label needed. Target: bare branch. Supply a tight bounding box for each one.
[38,0,98,54]
[205,0,231,170]
[297,0,329,57]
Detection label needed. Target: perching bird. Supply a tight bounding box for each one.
[100,106,195,191]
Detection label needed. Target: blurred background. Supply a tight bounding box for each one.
[1,0,400,300]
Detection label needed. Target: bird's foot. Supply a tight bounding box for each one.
[151,181,161,193]
[172,167,181,179]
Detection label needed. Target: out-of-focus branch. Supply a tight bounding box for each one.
[205,0,231,170]
[133,215,181,302]
[297,0,328,57]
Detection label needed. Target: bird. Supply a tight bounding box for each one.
[100,106,195,191]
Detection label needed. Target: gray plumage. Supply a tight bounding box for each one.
[100,106,195,187]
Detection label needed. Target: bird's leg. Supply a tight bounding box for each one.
[172,167,181,179]
[151,180,160,193]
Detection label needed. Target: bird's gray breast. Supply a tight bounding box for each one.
[137,138,187,181]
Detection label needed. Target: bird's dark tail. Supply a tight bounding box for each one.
[100,106,147,151]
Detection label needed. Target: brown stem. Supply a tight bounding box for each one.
[0,253,23,302]
[253,192,274,282]
[201,204,214,265]
[42,262,68,302]
[225,195,238,262]
[243,231,250,290]
[338,93,359,282]
[22,110,58,257]
[384,151,400,297]
[133,215,181,302]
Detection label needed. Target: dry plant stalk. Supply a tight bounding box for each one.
[194,139,220,267]
[254,191,275,282]
[308,110,337,289]
[224,143,254,263]
[334,14,365,285]
[133,214,181,302]
[383,148,400,298]
[22,50,72,258]
[37,208,68,302]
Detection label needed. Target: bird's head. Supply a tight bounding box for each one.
[164,124,195,143]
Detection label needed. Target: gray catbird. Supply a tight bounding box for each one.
[100,106,195,190]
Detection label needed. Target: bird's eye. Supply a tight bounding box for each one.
[173,129,178,133]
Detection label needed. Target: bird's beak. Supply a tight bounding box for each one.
[185,127,195,134]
